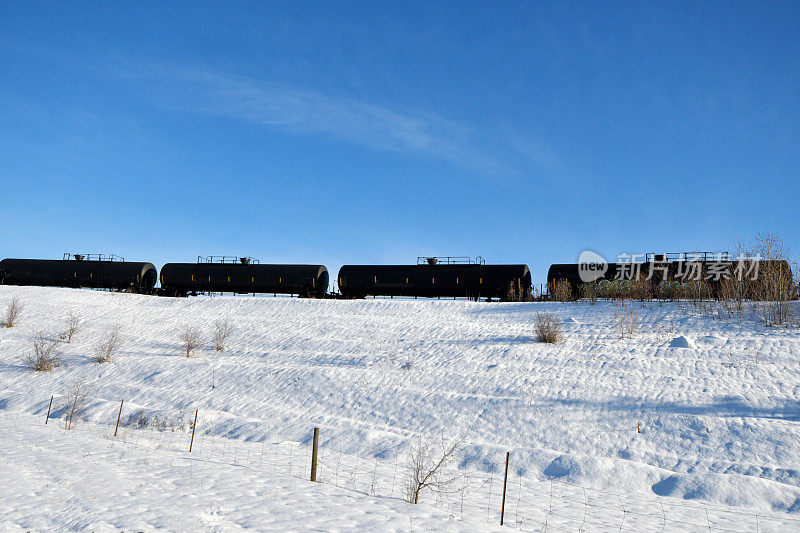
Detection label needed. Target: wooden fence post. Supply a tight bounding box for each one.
[114,400,124,437]
[45,395,53,425]
[500,451,510,526]
[189,410,198,452]
[310,427,319,482]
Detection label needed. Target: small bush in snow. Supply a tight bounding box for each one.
[535,313,561,343]
[95,325,123,363]
[61,311,81,343]
[181,325,202,357]
[65,375,92,430]
[3,296,23,328]
[212,319,234,351]
[405,437,461,505]
[23,332,61,372]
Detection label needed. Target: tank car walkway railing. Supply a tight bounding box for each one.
[645,251,731,263]
[62,253,125,262]
[197,256,260,264]
[417,256,486,265]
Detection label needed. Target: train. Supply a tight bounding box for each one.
[0,251,792,301]
[0,254,528,300]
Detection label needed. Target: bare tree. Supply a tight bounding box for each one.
[95,325,123,363]
[213,319,234,351]
[535,312,562,343]
[22,332,61,372]
[405,437,462,504]
[3,296,22,328]
[65,375,92,430]
[61,311,81,343]
[181,325,203,357]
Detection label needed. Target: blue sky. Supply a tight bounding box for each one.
[1,2,798,287]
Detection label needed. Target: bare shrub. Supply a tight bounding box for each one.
[95,325,123,363]
[684,279,712,313]
[405,437,462,504]
[631,275,652,301]
[181,325,202,357]
[3,296,23,328]
[551,280,573,302]
[504,281,532,302]
[578,283,598,304]
[614,300,637,339]
[718,277,746,319]
[61,311,80,343]
[722,237,753,314]
[65,375,92,430]
[133,411,175,431]
[748,233,793,326]
[535,312,561,343]
[212,319,234,351]
[22,332,61,372]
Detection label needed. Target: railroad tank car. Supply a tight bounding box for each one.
[337,263,531,300]
[547,259,792,297]
[159,261,328,297]
[0,257,157,292]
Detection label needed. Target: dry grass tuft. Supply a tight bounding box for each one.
[213,319,234,351]
[62,311,81,343]
[95,325,123,363]
[181,325,203,357]
[535,312,562,343]
[3,296,23,328]
[22,332,61,372]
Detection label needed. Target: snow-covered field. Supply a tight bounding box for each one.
[1,285,800,531]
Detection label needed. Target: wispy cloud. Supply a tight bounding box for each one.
[113,60,524,176]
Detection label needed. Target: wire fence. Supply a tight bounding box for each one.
[2,403,799,532]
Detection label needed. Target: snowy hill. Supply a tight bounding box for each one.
[1,285,800,531]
